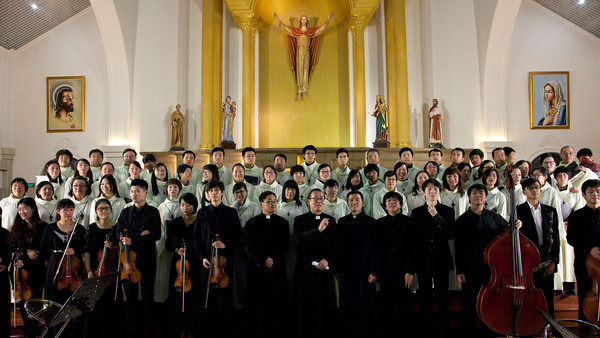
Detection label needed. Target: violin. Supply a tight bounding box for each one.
[477,167,548,336]
[204,233,229,309]
[95,233,115,277]
[56,231,82,292]
[13,250,32,302]
[583,254,600,324]
[174,239,191,293]
[119,229,141,284]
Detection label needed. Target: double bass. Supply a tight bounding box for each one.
[477,170,548,336]
[583,254,600,325]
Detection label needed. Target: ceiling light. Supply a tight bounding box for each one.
[30,3,38,9]
[577,0,585,5]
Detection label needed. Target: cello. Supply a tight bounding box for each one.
[477,168,548,336]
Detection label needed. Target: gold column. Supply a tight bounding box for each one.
[235,15,258,147]
[385,0,410,147]
[349,13,369,148]
[199,0,222,150]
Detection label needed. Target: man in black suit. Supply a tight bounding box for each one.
[517,178,560,315]
[411,178,455,337]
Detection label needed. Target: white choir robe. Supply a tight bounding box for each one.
[147,180,168,207]
[118,178,135,200]
[297,184,312,204]
[224,180,256,206]
[359,181,384,218]
[35,175,65,200]
[276,169,292,186]
[502,184,527,218]
[254,181,283,202]
[396,180,414,197]
[331,167,350,196]
[571,168,599,189]
[91,166,102,181]
[174,168,202,187]
[406,165,420,183]
[485,187,508,221]
[243,165,263,186]
[91,181,100,198]
[70,195,94,229]
[406,191,426,216]
[60,166,73,182]
[179,181,195,198]
[323,198,351,222]
[556,183,585,219]
[311,180,325,191]
[360,164,388,184]
[156,198,183,303]
[114,164,129,183]
[372,188,409,220]
[0,195,23,230]
[89,195,126,224]
[36,198,58,224]
[301,161,320,187]
[218,165,234,187]
[539,183,571,287]
[234,199,261,228]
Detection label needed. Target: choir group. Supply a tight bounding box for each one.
[1,144,600,338]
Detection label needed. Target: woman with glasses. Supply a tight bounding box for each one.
[254,165,283,201]
[69,176,94,228]
[90,175,126,224]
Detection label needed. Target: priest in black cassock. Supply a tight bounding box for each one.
[337,191,379,338]
[412,178,455,337]
[244,191,290,338]
[294,188,338,338]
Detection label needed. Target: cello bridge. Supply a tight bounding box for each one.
[507,285,525,290]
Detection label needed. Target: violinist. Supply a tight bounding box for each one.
[39,198,91,337]
[116,179,161,338]
[411,178,455,337]
[566,179,600,319]
[518,177,560,315]
[166,193,202,337]
[244,191,290,338]
[7,198,47,338]
[0,224,9,338]
[455,184,510,337]
[87,198,122,337]
[193,181,243,338]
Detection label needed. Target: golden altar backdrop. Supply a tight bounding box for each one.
[256,1,350,148]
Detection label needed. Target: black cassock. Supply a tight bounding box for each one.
[244,213,290,338]
[294,212,338,338]
[336,213,379,338]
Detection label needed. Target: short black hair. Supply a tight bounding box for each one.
[130,178,148,190]
[56,149,73,161]
[367,148,380,156]
[181,193,199,213]
[577,148,593,158]
[207,181,225,192]
[142,154,156,164]
[451,148,465,157]
[129,161,142,170]
[336,148,349,158]
[182,150,196,159]
[457,162,471,172]
[382,191,403,208]
[233,182,247,193]
[393,161,408,172]
[582,179,600,194]
[166,178,182,191]
[302,145,317,154]
[10,177,28,193]
[274,153,287,161]
[383,170,395,179]
[290,165,305,176]
[35,181,54,199]
[422,178,442,191]
[364,163,379,176]
[346,190,364,202]
[89,149,104,158]
[308,188,324,199]
[491,148,504,158]
[504,147,516,156]
[177,164,192,175]
[212,147,225,156]
[324,179,338,189]
[122,148,137,156]
[469,148,484,159]
[318,163,331,173]
[531,166,548,177]
[399,147,414,157]
[57,198,75,210]
[467,183,487,197]
[521,177,540,190]
[259,191,276,203]
[553,166,570,179]
[242,147,256,157]
[428,148,443,157]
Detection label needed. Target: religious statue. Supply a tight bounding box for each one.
[221,96,236,149]
[274,12,334,99]
[371,95,388,140]
[428,98,443,148]
[170,104,184,150]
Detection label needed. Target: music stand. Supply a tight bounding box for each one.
[33,272,118,338]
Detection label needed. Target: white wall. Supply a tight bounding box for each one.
[506,0,600,160]
[11,8,109,182]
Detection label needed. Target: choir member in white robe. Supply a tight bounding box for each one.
[118,161,143,201]
[195,164,220,205]
[468,148,484,181]
[176,164,196,197]
[406,171,430,215]
[89,149,104,181]
[311,163,332,191]
[501,167,527,218]
[331,148,351,197]
[359,148,388,184]
[0,177,27,230]
[394,162,414,197]
[358,164,384,218]
[291,165,312,204]
[147,163,169,207]
[140,153,157,183]
[56,149,74,181]
[492,148,508,187]
[372,171,408,219]
[63,159,94,198]
[457,163,473,189]
[91,162,117,197]
[35,181,58,224]
[339,169,364,203]
[428,149,446,181]
[424,161,442,183]
[254,166,283,201]
[173,151,202,187]
[232,182,261,228]
[114,148,137,183]
[274,153,292,186]
[554,167,585,218]
[482,168,508,220]
[322,180,351,222]
[69,177,94,228]
[213,147,234,187]
[89,175,126,224]
[300,145,320,187]
[37,160,65,200]
[399,147,420,183]
[242,147,263,186]
[224,163,256,206]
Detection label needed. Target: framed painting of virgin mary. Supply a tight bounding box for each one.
[529,71,569,129]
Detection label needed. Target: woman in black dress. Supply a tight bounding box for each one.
[166,193,203,337]
[87,198,123,337]
[40,198,91,337]
[7,198,47,338]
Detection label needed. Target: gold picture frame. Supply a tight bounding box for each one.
[46,76,85,132]
[529,71,569,129]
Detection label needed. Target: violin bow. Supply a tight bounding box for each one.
[114,230,124,301]
[204,238,215,309]
[53,216,80,284]
[182,239,186,313]
[11,252,17,327]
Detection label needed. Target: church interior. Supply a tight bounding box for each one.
[1,0,600,335]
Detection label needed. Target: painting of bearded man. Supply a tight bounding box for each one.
[47,76,85,132]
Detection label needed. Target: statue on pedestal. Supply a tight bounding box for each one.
[274,12,334,99]
[221,96,236,149]
[428,98,444,148]
[371,95,390,148]
[170,104,184,150]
